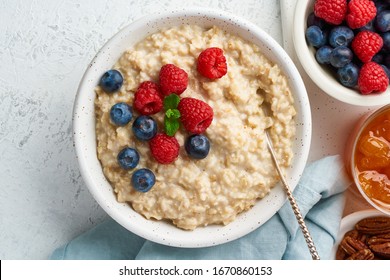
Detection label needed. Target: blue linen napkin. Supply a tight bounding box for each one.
[51,155,351,260]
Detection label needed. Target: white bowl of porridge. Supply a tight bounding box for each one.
[73,8,312,248]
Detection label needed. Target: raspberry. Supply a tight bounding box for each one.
[352,31,383,63]
[159,64,188,96]
[178,97,213,134]
[149,133,180,164]
[346,0,376,29]
[197,47,227,79]
[358,62,389,95]
[134,81,163,115]
[314,0,347,25]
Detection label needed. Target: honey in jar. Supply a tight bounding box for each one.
[354,110,390,210]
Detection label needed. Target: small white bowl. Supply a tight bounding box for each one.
[344,104,390,216]
[331,209,387,259]
[293,0,390,106]
[73,8,312,248]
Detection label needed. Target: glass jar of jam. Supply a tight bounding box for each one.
[346,104,390,215]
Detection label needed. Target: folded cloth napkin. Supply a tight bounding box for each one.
[51,155,351,260]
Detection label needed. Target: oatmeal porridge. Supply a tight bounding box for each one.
[95,25,296,230]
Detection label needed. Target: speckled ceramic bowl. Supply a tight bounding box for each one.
[293,0,390,106]
[73,8,312,248]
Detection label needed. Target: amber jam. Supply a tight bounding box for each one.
[354,108,390,211]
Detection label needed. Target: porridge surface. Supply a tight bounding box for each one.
[95,25,296,230]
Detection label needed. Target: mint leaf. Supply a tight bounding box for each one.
[163,94,181,136]
[166,108,181,119]
[165,117,180,136]
[163,94,180,111]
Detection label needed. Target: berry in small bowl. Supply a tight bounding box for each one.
[329,26,354,47]
[375,10,390,32]
[330,46,353,68]
[294,0,390,106]
[337,62,360,88]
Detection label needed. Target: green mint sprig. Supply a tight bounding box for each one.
[163,94,181,136]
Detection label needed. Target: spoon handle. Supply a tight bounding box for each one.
[265,132,320,260]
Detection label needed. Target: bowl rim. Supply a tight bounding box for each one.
[350,104,390,215]
[73,7,312,248]
[293,0,390,107]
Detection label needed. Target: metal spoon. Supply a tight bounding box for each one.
[264,113,320,260]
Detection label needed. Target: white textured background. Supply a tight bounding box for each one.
[0,0,282,259]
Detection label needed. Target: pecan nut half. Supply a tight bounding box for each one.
[340,236,368,255]
[344,229,368,243]
[355,217,390,235]
[336,245,347,260]
[346,249,375,260]
[367,233,390,259]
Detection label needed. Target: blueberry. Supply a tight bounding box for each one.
[356,20,375,33]
[117,147,139,170]
[100,69,123,93]
[372,52,384,64]
[131,168,155,192]
[305,25,327,47]
[352,55,364,68]
[382,32,390,52]
[337,63,360,88]
[185,134,210,159]
[384,55,390,68]
[132,115,157,141]
[381,64,390,80]
[330,46,353,68]
[306,12,326,29]
[329,26,354,47]
[315,46,333,64]
[375,2,390,14]
[110,102,132,126]
[375,10,390,33]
